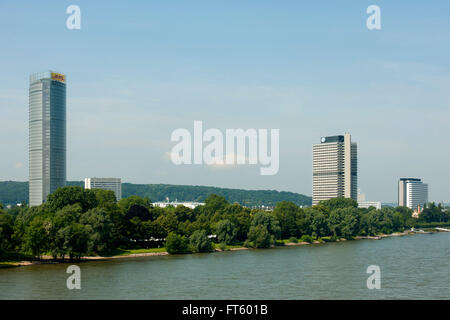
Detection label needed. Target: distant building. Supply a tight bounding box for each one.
[29,71,67,206]
[153,201,204,209]
[312,133,357,205]
[398,178,428,210]
[358,201,382,210]
[84,178,122,201]
[357,190,381,209]
[357,191,366,202]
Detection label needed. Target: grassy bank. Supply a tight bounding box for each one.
[103,247,167,257]
[0,261,20,268]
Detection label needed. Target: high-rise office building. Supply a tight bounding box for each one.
[29,71,67,206]
[312,133,357,205]
[84,178,122,201]
[398,178,428,210]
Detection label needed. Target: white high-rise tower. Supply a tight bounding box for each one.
[398,178,428,210]
[312,133,357,205]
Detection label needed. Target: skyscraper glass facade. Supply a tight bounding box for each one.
[29,71,66,206]
[312,133,357,205]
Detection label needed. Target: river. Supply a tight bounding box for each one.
[1,232,449,299]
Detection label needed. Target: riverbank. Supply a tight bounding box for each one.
[2,229,439,268]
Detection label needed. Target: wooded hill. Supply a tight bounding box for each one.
[0,181,312,207]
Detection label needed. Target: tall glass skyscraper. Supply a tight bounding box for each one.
[312,133,357,205]
[29,71,66,206]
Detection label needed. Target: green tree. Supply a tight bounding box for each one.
[215,219,237,245]
[296,208,311,236]
[419,202,445,223]
[146,220,166,239]
[230,210,251,242]
[247,225,271,248]
[189,230,213,253]
[103,204,126,247]
[46,204,83,259]
[47,186,98,212]
[395,206,414,228]
[340,208,360,239]
[378,207,395,234]
[273,201,301,238]
[362,210,384,235]
[202,194,228,216]
[318,198,358,211]
[92,189,117,207]
[0,211,14,259]
[128,217,146,240]
[174,205,194,222]
[310,210,329,238]
[58,222,89,260]
[124,204,152,222]
[22,216,48,258]
[118,195,152,213]
[80,208,114,254]
[392,211,405,231]
[121,200,154,241]
[327,207,360,239]
[165,232,188,254]
[251,211,281,239]
[189,214,213,235]
[177,220,196,237]
[328,210,343,237]
[155,212,179,237]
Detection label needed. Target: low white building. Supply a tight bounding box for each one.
[84,177,122,201]
[358,201,382,210]
[153,201,204,209]
[357,190,381,209]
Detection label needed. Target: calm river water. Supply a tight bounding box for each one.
[1,232,449,299]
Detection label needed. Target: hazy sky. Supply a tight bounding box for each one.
[1,1,449,202]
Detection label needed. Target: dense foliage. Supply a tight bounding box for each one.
[0,181,312,207]
[0,181,28,205]
[0,186,449,261]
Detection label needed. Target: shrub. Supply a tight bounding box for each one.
[218,242,227,251]
[321,236,337,242]
[300,235,313,243]
[288,236,298,243]
[274,240,285,246]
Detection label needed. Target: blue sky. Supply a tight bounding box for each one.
[1,1,449,202]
